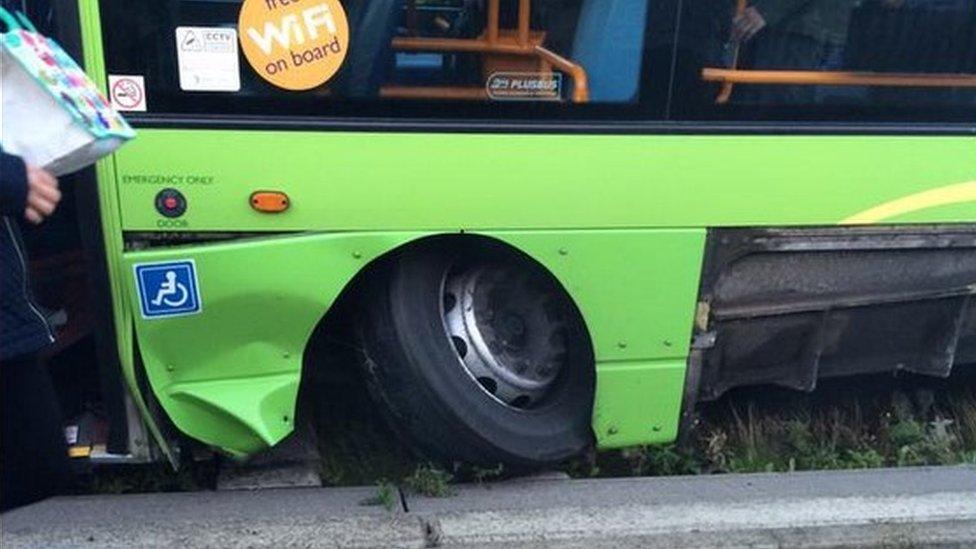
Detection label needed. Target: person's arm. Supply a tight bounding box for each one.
[0,151,61,224]
[751,0,812,27]
[732,0,813,43]
[0,151,29,217]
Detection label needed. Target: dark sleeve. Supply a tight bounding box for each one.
[1,151,29,217]
[751,0,813,27]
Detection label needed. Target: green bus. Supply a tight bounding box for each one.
[42,0,976,467]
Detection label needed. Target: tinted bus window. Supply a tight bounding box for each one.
[100,0,672,121]
[670,0,976,122]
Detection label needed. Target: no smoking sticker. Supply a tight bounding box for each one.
[238,0,349,91]
[108,75,146,112]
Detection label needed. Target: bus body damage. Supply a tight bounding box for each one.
[692,225,976,402]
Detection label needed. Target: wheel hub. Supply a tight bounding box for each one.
[442,265,569,409]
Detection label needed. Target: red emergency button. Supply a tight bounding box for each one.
[154,188,187,218]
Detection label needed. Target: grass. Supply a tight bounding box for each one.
[79,369,976,495]
[360,480,398,510]
[79,460,216,495]
[403,463,455,497]
[307,369,976,490]
[575,372,976,478]
[470,463,506,484]
[320,370,976,489]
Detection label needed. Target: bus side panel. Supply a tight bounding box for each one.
[123,232,420,456]
[123,229,705,456]
[113,131,976,233]
[494,230,705,448]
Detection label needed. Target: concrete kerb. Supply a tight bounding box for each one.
[2,466,974,548]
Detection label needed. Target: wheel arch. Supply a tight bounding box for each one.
[299,229,708,454]
[299,232,599,383]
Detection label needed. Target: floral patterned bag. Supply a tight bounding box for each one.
[0,8,134,175]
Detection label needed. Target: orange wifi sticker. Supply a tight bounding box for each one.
[238,0,349,91]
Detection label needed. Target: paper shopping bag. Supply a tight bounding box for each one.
[0,8,134,176]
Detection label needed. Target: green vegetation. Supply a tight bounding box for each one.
[470,463,506,484]
[80,372,976,495]
[310,371,976,489]
[578,376,976,478]
[360,480,398,510]
[80,461,216,494]
[403,463,455,498]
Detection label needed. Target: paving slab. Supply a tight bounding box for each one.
[405,465,976,512]
[405,466,976,547]
[1,486,417,548]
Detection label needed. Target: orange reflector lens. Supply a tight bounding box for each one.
[250,191,290,213]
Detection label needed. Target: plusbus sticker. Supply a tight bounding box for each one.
[133,260,202,319]
[237,0,349,91]
[486,72,562,101]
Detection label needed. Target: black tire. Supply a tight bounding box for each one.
[359,244,596,468]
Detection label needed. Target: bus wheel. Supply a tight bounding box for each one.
[360,244,595,468]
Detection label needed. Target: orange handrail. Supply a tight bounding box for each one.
[702,68,976,88]
[535,46,589,102]
[488,0,500,44]
[517,0,531,47]
[389,0,590,103]
[393,35,538,55]
[381,86,488,100]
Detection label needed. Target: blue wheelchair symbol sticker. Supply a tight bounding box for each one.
[134,260,202,319]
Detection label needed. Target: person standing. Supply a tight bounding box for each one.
[1,149,71,511]
[731,0,857,103]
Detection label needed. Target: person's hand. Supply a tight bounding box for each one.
[24,165,61,225]
[731,6,767,44]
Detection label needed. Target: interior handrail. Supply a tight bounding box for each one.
[390,0,590,102]
[703,68,976,88]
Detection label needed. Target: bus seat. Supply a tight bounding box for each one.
[571,0,649,103]
[339,0,404,98]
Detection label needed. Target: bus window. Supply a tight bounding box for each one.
[99,0,667,121]
[670,0,976,122]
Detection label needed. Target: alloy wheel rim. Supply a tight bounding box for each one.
[441,264,569,409]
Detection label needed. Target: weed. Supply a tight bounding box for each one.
[404,463,455,497]
[626,444,700,476]
[83,461,215,495]
[360,480,398,511]
[888,420,925,448]
[470,463,506,484]
[563,453,601,478]
[842,448,885,469]
[950,393,976,450]
[576,373,976,478]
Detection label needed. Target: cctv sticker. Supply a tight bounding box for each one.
[176,27,241,92]
[238,0,349,91]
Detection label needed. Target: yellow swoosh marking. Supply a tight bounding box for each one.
[843,181,976,224]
